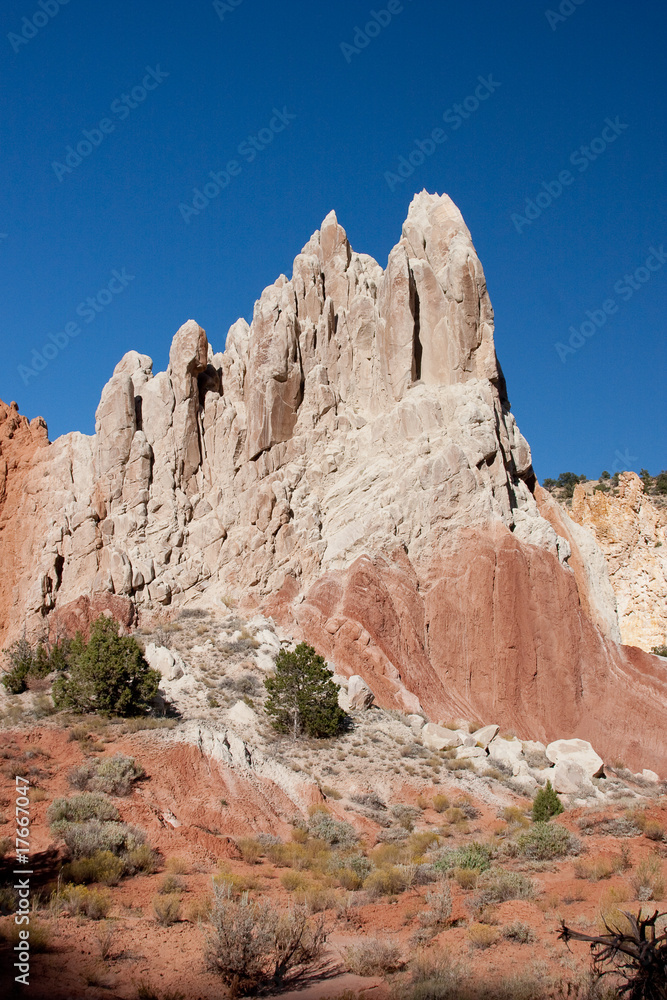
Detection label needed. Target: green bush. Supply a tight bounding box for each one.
[515,822,580,860]
[62,850,125,886]
[531,780,564,822]
[61,819,146,859]
[47,793,120,828]
[433,842,493,874]
[52,616,159,716]
[1,634,73,693]
[68,754,144,795]
[264,643,347,738]
[60,884,111,919]
[307,813,357,848]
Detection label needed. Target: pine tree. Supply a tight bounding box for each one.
[264,643,346,739]
[52,616,159,716]
[531,779,564,822]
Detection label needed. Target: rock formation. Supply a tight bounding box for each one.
[570,473,667,651]
[1,192,666,773]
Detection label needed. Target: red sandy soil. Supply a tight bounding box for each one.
[0,722,665,1000]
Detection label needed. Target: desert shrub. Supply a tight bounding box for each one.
[643,821,665,842]
[126,843,160,874]
[467,922,499,949]
[2,918,51,951]
[363,866,408,896]
[515,822,580,860]
[47,793,119,828]
[473,868,534,907]
[165,856,190,875]
[205,884,327,993]
[630,856,665,901]
[0,835,12,859]
[453,868,478,890]
[321,785,342,800]
[0,886,18,914]
[52,616,159,716]
[61,819,146,859]
[344,937,403,975]
[501,806,530,829]
[280,871,309,892]
[61,884,112,919]
[432,794,450,813]
[531,780,564,822]
[579,815,641,838]
[264,642,347,738]
[350,791,386,811]
[2,635,70,694]
[451,798,479,820]
[337,868,363,891]
[159,874,186,895]
[417,884,452,930]
[186,896,212,923]
[236,837,263,864]
[62,850,125,885]
[152,893,181,925]
[391,804,421,831]
[502,921,535,943]
[406,830,441,860]
[573,856,626,882]
[68,754,144,795]
[434,842,492,874]
[307,813,357,848]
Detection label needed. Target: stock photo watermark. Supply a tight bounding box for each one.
[179,107,297,224]
[51,66,169,182]
[13,774,32,986]
[8,0,71,54]
[555,245,666,362]
[511,117,628,234]
[384,75,500,191]
[213,0,245,21]
[545,0,586,31]
[340,0,414,63]
[18,268,135,384]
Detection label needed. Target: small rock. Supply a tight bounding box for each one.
[227,700,258,727]
[348,675,375,710]
[407,714,425,732]
[144,643,184,681]
[641,769,659,783]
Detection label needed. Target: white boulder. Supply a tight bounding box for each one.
[546,739,604,778]
[470,724,499,748]
[551,759,596,796]
[421,723,463,752]
[144,643,184,681]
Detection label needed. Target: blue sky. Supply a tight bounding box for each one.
[1,0,665,480]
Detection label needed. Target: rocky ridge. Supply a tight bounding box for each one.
[1,192,666,772]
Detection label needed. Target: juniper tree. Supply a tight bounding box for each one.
[264,643,346,739]
[52,616,159,716]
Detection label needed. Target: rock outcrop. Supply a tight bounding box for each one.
[570,474,667,652]
[1,192,666,773]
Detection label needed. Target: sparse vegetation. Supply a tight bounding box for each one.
[205,884,327,994]
[68,753,144,795]
[345,937,404,975]
[152,893,181,926]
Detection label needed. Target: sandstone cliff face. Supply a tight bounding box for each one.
[570,473,667,652]
[1,192,665,773]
